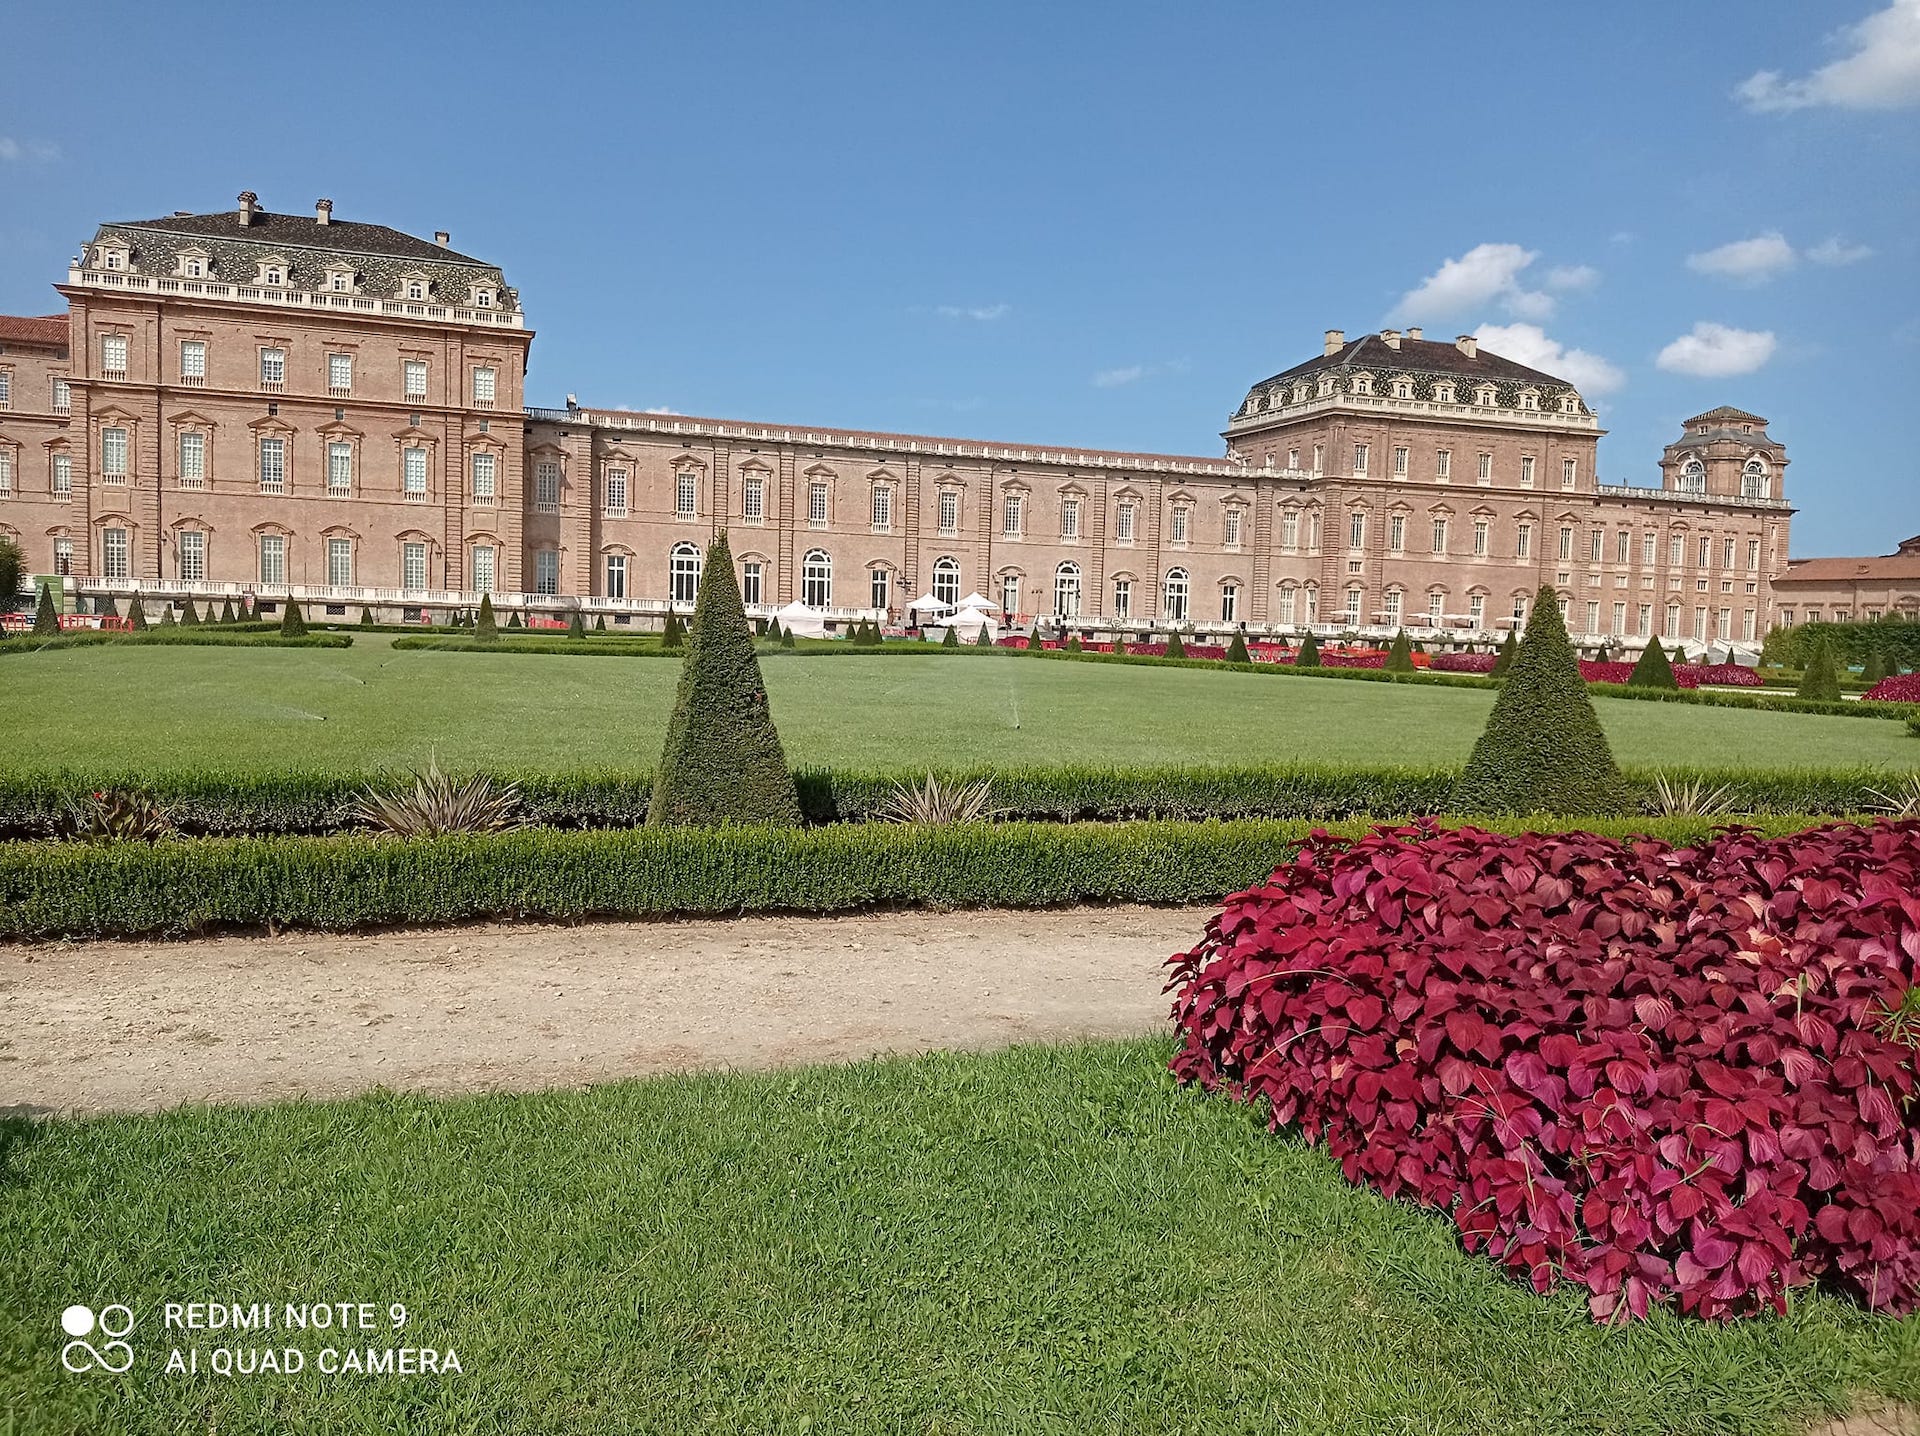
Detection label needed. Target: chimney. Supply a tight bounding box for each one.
[434,231,450,248]
[237,190,259,226]
[315,198,333,225]
[1323,328,1345,357]
[1381,329,1401,350]
[1406,327,1422,341]
[1455,334,1478,358]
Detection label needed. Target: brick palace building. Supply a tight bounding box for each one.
[0,192,1843,649]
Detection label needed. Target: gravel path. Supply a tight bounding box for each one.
[0,906,1208,1117]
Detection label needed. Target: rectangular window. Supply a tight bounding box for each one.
[1389,514,1405,552]
[327,537,353,588]
[470,452,496,504]
[1061,496,1080,539]
[1115,501,1135,542]
[1562,458,1577,488]
[1281,511,1298,550]
[1002,574,1022,617]
[102,527,130,578]
[1349,512,1365,550]
[179,431,206,487]
[52,453,72,496]
[1693,606,1707,639]
[258,436,285,493]
[0,370,13,410]
[259,347,285,387]
[180,341,206,382]
[535,549,559,596]
[102,427,128,482]
[1559,526,1573,561]
[178,530,205,581]
[1746,539,1760,570]
[0,449,11,496]
[605,554,627,598]
[1469,593,1486,627]
[1742,609,1756,641]
[677,471,698,519]
[1590,530,1603,562]
[1515,523,1531,558]
[605,469,628,517]
[1312,444,1324,474]
[1473,520,1489,556]
[472,367,497,406]
[403,360,428,399]
[1436,449,1451,480]
[328,442,353,496]
[1520,456,1535,486]
[1171,506,1189,544]
[1393,446,1408,477]
[260,534,286,585]
[1643,532,1657,565]
[1638,603,1651,635]
[1221,584,1238,623]
[1432,518,1447,554]
[328,353,353,394]
[52,378,71,414]
[1616,531,1630,563]
[1383,589,1401,624]
[1585,600,1600,633]
[1722,538,1736,569]
[1003,493,1022,537]
[743,472,765,523]
[810,481,830,526]
[1277,588,1296,624]
[871,568,890,611]
[1698,537,1711,568]
[403,447,428,500]
[402,542,427,591]
[1613,601,1626,635]
[742,562,763,607]
[939,490,958,534]
[1113,579,1131,618]
[1669,534,1684,567]
[872,485,893,531]
[1353,443,1369,476]
[1477,453,1492,482]
[535,461,561,513]
[102,334,128,376]
[471,546,495,593]
[1344,588,1362,625]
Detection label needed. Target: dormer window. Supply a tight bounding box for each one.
[397,272,430,301]
[1316,377,1334,398]
[1434,382,1455,404]
[95,239,131,271]
[470,285,496,309]
[1560,394,1581,415]
[1741,459,1770,499]
[1518,389,1538,410]
[1351,373,1373,396]
[1393,379,1412,399]
[1476,385,1497,407]
[175,248,210,280]
[254,255,290,287]
[324,264,357,294]
[1293,385,1308,404]
[1679,459,1706,495]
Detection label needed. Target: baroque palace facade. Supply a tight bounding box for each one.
[0,194,1811,646]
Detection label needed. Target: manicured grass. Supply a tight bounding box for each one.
[0,634,1913,775]
[4,1039,1915,1435]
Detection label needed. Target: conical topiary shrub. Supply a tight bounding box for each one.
[99,596,119,620]
[1797,639,1843,702]
[281,599,307,637]
[662,611,684,649]
[1296,632,1321,667]
[1627,634,1680,689]
[1491,628,1519,678]
[218,597,237,625]
[941,624,959,648]
[159,604,176,626]
[1064,634,1083,653]
[568,609,586,639]
[648,532,802,828]
[33,582,60,635]
[1165,628,1187,659]
[1225,633,1250,664]
[1861,649,1890,686]
[508,610,524,629]
[780,625,796,649]
[361,606,376,628]
[476,593,499,641]
[179,598,200,626]
[765,618,781,643]
[1384,629,1414,673]
[128,594,148,631]
[1451,586,1628,815]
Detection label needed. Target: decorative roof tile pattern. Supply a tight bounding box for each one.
[1776,553,1920,583]
[0,313,70,348]
[116,208,484,264]
[1251,333,1574,391]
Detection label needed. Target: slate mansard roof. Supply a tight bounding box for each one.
[1252,333,1579,393]
[113,207,487,265]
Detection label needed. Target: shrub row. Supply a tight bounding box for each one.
[0,814,1831,940]
[1762,619,1920,670]
[1168,819,1920,1320]
[391,635,685,658]
[0,629,353,657]
[0,763,1907,840]
[1587,681,1914,721]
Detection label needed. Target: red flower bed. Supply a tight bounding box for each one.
[1168,820,1920,1322]
[1865,673,1920,703]
[1432,652,1498,673]
[1683,664,1764,687]
[1319,650,1386,669]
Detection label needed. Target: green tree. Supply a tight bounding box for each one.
[179,598,200,626]
[280,599,307,637]
[1796,639,1842,702]
[32,581,59,634]
[218,597,237,625]
[128,594,149,631]
[1384,629,1415,673]
[159,604,176,626]
[1295,632,1321,667]
[361,606,377,628]
[1063,633,1082,653]
[765,617,781,643]
[1627,634,1680,690]
[780,625,796,649]
[1224,632,1250,664]
[1452,585,1628,815]
[1491,628,1520,677]
[568,608,586,639]
[98,596,119,620]
[508,610,524,630]
[662,611,684,649]
[648,532,802,828]
[1165,628,1187,659]
[476,593,499,641]
[941,624,959,648]
[0,535,24,612]
[1861,648,1890,685]
[594,613,607,632]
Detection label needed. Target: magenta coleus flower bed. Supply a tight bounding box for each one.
[1865,673,1920,703]
[1168,820,1920,1322]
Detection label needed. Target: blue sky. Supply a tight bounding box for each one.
[2,0,1914,555]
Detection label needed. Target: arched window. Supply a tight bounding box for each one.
[669,542,701,605]
[802,549,832,607]
[1742,459,1770,499]
[1163,567,1189,622]
[1680,459,1706,494]
[1054,562,1082,617]
[933,556,960,608]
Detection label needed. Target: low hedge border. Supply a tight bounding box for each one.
[0,629,353,656]
[0,814,1835,940]
[0,763,1906,840]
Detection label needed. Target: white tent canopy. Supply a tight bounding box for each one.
[907,593,952,613]
[773,600,829,639]
[943,606,999,641]
[956,592,999,611]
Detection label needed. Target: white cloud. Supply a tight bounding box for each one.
[642,405,679,415]
[934,302,1010,321]
[1686,232,1798,283]
[1392,243,1559,321]
[1609,231,1638,247]
[1472,322,1626,395]
[1545,264,1601,292]
[1655,322,1779,378]
[1737,0,1920,111]
[1092,364,1145,389]
[1807,236,1875,265]
[0,137,59,163]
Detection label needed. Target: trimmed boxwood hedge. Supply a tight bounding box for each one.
[0,763,1906,841]
[0,629,353,656]
[0,814,1833,939]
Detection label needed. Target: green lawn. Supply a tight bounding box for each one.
[3,1040,1913,1435]
[0,635,1912,774]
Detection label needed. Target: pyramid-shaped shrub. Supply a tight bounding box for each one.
[280,599,307,637]
[941,624,959,648]
[128,595,149,631]
[568,609,586,639]
[1451,586,1628,815]
[1384,629,1414,673]
[33,583,60,635]
[1796,639,1842,702]
[1627,634,1679,689]
[1860,648,1890,686]
[1296,632,1320,667]
[218,597,237,625]
[159,604,176,626]
[476,593,499,641]
[1225,633,1250,664]
[648,532,802,827]
[662,611,684,649]
[1491,628,1519,677]
[1165,628,1187,659]
[179,599,200,626]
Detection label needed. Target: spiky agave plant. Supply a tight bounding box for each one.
[64,787,176,842]
[1864,774,1920,819]
[351,756,525,837]
[875,773,997,825]
[1643,773,1737,817]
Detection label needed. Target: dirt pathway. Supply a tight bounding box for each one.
[0,906,1208,1117]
